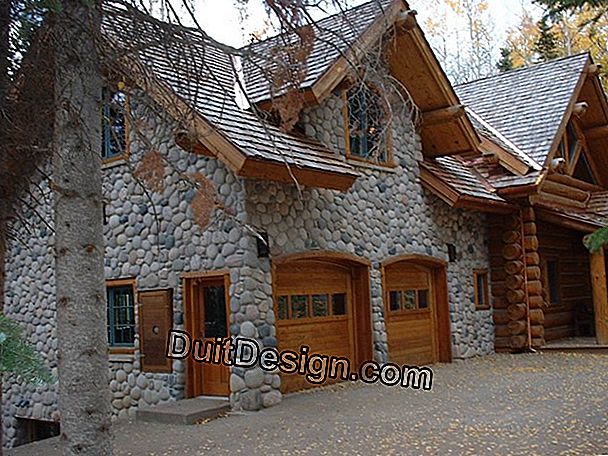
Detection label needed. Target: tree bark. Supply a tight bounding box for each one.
[0,1,11,453]
[52,1,112,455]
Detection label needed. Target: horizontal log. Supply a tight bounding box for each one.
[503,244,523,261]
[527,280,543,296]
[508,303,527,320]
[495,325,512,338]
[523,222,537,236]
[528,295,546,309]
[526,252,540,266]
[504,216,520,230]
[524,235,539,252]
[492,283,506,298]
[530,308,544,325]
[521,207,535,222]
[422,104,465,126]
[526,266,541,281]
[544,310,574,328]
[511,335,528,349]
[508,320,527,335]
[502,230,520,244]
[506,289,526,304]
[505,261,525,275]
[531,337,545,348]
[544,325,574,342]
[530,325,545,338]
[506,274,524,291]
[494,336,511,349]
[493,310,510,325]
[542,179,590,203]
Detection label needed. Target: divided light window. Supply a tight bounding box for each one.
[473,270,490,310]
[276,293,347,320]
[388,288,430,313]
[102,84,127,161]
[107,284,135,347]
[346,83,389,164]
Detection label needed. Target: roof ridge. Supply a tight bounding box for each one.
[455,52,590,88]
[238,0,396,50]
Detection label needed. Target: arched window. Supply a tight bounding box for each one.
[345,83,390,164]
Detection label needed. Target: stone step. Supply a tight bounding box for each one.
[136,397,230,425]
[541,344,608,354]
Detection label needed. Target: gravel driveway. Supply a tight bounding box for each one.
[8,352,608,455]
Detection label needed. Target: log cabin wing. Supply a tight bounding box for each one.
[420,53,608,350]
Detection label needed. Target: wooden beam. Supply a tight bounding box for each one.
[541,179,591,204]
[584,124,608,140]
[395,9,417,31]
[590,248,608,344]
[573,101,589,118]
[421,104,465,126]
[546,172,604,192]
[530,191,587,210]
[588,63,602,75]
[480,137,530,176]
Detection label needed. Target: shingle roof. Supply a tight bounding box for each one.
[241,0,397,103]
[422,156,508,203]
[455,53,590,167]
[104,5,359,182]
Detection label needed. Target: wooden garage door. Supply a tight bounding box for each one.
[274,260,354,393]
[385,263,437,365]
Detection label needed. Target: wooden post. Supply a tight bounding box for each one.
[590,248,608,344]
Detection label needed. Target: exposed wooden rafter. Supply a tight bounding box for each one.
[422,105,465,126]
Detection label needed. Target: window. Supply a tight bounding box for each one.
[474,270,490,310]
[107,283,135,347]
[388,289,430,313]
[542,259,561,305]
[102,84,127,161]
[276,293,347,320]
[345,83,390,164]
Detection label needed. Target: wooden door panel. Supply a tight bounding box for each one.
[384,262,437,366]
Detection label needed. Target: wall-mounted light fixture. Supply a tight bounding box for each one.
[447,244,457,263]
[256,231,270,258]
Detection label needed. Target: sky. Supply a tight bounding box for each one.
[188,0,543,49]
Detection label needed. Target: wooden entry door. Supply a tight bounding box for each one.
[185,275,230,397]
[384,263,438,365]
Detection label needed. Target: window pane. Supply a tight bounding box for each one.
[389,291,400,311]
[418,290,429,309]
[102,88,126,159]
[403,290,416,310]
[547,261,560,304]
[312,294,329,317]
[476,274,487,308]
[277,296,288,320]
[203,285,227,338]
[107,285,135,346]
[347,84,387,163]
[332,293,347,316]
[291,295,309,319]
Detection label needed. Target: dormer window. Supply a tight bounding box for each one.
[102,83,127,161]
[345,83,391,165]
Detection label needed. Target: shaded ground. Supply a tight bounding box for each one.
[8,352,608,456]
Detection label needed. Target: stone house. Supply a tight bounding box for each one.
[3,0,608,448]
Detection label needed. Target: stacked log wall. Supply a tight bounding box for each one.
[537,221,593,341]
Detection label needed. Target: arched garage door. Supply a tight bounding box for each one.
[383,256,452,365]
[274,255,372,393]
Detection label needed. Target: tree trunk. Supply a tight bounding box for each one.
[0,0,11,453]
[52,1,112,455]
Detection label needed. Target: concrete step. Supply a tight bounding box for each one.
[136,397,230,425]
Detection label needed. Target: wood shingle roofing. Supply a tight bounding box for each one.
[455,53,590,168]
[241,0,396,104]
[104,4,360,190]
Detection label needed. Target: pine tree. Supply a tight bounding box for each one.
[533,17,561,62]
[496,47,515,72]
